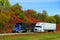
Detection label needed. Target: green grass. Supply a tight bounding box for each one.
[0,32,60,40]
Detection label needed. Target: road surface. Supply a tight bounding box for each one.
[0,33,34,36]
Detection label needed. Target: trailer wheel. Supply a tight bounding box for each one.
[48,30,55,32]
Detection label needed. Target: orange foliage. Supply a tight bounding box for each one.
[25,10,33,17]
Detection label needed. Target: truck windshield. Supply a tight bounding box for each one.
[36,26,41,28]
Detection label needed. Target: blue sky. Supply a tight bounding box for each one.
[9,0,60,16]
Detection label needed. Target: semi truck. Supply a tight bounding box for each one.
[34,22,56,32]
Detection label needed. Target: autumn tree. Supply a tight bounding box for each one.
[25,9,38,19]
[0,13,11,30]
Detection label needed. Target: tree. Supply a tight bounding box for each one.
[0,0,11,12]
[37,13,43,21]
[41,10,48,21]
[54,14,60,23]
[25,9,38,19]
[0,0,4,12]
[31,10,38,19]
[0,13,11,30]
[11,3,26,21]
[5,0,11,9]
[45,16,56,23]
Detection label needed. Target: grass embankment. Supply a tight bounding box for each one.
[0,32,60,40]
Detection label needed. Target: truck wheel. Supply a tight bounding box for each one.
[12,31,16,33]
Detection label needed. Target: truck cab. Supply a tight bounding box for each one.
[34,23,44,32]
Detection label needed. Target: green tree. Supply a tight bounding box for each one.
[42,10,48,21]
[11,3,26,20]
[0,0,11,12]
[37,13,43,21]
[0,0,4,12]
[45,16,56,23]
[31,10,38,19]
[5,0,11,9]
[54,14,60,23]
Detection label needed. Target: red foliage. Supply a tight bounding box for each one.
[27,17,42,23]
[9,15,23,25]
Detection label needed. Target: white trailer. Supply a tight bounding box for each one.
[34,22,56,32]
